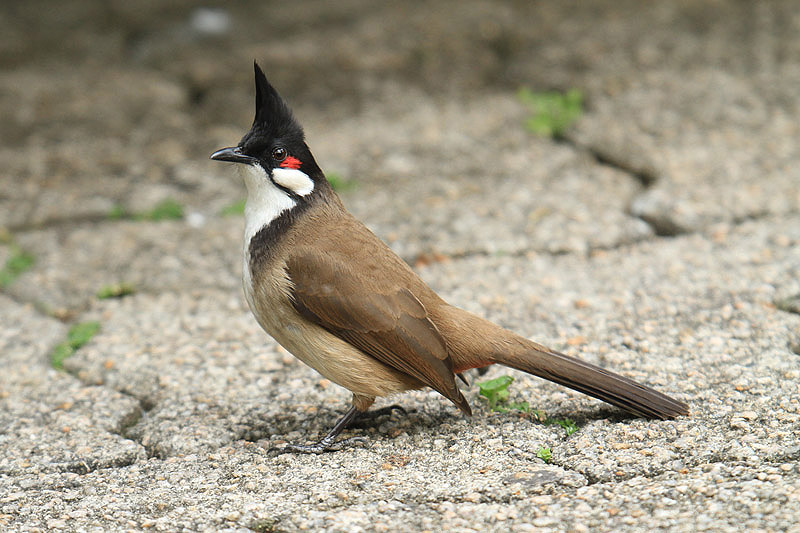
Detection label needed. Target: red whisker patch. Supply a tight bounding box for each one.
[280,156,302,170]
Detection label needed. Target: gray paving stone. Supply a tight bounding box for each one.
[62,289,284,458]
[3,1,800,531]
[0,64,242,230]
[417,215,800,482]
[0,295,66,372]
[47,215,799,516]
[0,296,144,476]
[569,68,800,234]
[1,448,797,531]
[6,217,241,314]
[305,90,652,259]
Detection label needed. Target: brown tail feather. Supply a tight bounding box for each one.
[435,306,688,419]
[495,339,689,419]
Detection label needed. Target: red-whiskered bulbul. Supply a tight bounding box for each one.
[210,63,688,453]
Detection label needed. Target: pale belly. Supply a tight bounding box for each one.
[243,261,421,399]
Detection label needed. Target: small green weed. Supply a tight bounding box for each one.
[108,199,185,221]
[51,321,101,370]
[0,244,34,288]
[518,87,584,138]
[529,409,547,422]
[248,517,281,533]
[138,199,184,221]
[219,199,246,216]
[477,375,530,413]
[536,446,552,463]
[547,417,579,436]
[326,172,356,192]
[477,377,580,435]
[97,282,136,299]
[107,204,127,220]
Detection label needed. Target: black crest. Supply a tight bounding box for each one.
[245,62,304,147]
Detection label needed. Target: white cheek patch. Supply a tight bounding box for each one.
[272,167,314,196]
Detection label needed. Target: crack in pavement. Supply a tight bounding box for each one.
[559,132,684,239]
[2,138,797,483]
[53,350,156,466]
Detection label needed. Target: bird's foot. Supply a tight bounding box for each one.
[267,405,368,454]
[264,404,409,454]
[268,436,368,455]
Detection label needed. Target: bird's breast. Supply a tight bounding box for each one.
[244,263,423,398]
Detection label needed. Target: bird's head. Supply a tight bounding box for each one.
[211,62,325,201]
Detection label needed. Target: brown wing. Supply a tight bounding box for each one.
[285,249,470,414]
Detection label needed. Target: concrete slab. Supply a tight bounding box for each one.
[0,296,144,476]
[6,217,241,314]
[417,215,800,482]
[1,444,797,531]
[569,69,800,234]
[306,90,652,259]
[0,65,242,230]
[39,215,797,519]
[2,1,800,531]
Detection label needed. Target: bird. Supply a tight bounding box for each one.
[210,62,689,453]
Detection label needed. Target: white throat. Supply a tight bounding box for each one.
[241,165,295,251]
[239,163,314,309]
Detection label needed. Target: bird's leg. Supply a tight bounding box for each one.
[270,405,366,454]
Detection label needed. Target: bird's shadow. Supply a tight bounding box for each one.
[252,402,475,443]
[239,402,643,446]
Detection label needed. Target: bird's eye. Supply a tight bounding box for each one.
[271,147,287,162]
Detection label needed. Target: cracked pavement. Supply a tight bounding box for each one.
[2,1,799,531]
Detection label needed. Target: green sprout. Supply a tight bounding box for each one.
[477,377,581,435]
[219,199,246,216]
[108,199,185,221]
[536,446,552,463]
[107,204,127,220]
[248,518,281,533]
[529,409,547,422]
[97,282,136,299]
[528,408,581,437]
[0,244,34,288]
[50,321,101,370]
[137,199,184,221]
[518,87,584,138]
[546,417,579,436]
[477,375,530,413]
[326,172,356,192]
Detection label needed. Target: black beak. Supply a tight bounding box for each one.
[210,146,257,164]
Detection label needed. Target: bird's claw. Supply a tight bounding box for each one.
[267,436,369,455]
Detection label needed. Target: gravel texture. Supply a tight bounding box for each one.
[2,1,800,532]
